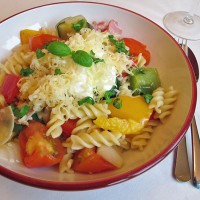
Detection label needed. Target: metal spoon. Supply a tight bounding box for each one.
[174,44,199,186]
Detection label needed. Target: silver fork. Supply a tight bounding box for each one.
[174,38,200,188]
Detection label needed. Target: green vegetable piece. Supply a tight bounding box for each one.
[143,94,153,104]
[20,68,34,76]
[108,35,129,55]
[32,113,44,123]
[11,104,30,118]
[72,50,93,67]
[56,15,88,40]
[55,68,63,75]
[47,41,71,57]
[78,96,95,106]
[90,50,104,64]
[73,19,85,31]
[36,49,45,59]
[130,67,161,95]
[13,123,25,136]
[113,98,122,109]
[104,86,117,104]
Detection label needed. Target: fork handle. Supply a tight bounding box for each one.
[174,136,191,182]
[191,116,200,188]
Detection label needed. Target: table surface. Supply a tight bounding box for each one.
[0,0,200,199]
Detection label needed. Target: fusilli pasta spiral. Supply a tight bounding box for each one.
[149,87,165,113]
[46,105,66,138]
[70,102,111,119]
[130,120,159,150]
[154,86,178,123]
[59,153,74,173]
[1,45,34,75]
[63,130,123,150]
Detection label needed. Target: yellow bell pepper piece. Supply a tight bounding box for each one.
[20,29,41,45]
[93,116,143,135]
[108,96,152,125]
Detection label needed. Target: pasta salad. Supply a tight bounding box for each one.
[0,15,178,174]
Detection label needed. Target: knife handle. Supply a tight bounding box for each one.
[174,136,191,182]
[191,116,200,188]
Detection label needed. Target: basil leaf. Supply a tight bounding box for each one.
[113,98,122,109]
[78,96,95,106]
[20,68,34,76]
[47,41,71,57]
[72,50,93,67]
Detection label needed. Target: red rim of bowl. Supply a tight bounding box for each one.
[0,1,197,191]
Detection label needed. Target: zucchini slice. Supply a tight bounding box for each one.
[56,15,88,40]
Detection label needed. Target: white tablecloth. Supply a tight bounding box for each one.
[0,0,200,199]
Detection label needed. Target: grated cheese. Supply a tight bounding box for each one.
[18,28,133,112]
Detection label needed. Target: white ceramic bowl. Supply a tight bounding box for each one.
[0,1,197,190]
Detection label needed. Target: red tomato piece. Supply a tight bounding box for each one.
[72,148,116,173]
[61,119,79,137]
[29,34,59,51]
[1,74,21,104]
[18,121,65,168]
[123,38,151,65]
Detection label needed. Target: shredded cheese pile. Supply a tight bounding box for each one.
[18,28,133,112]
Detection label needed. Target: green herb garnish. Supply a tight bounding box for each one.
[90,50,104,64]
[11,104,30,118]
[143,94,153,104]
[113,98,122,109]
[104,86,117,104]
[72,19,85,31]
[108,35,129,55]
[20,68,34,76]
[36,49,45,59]
[55,68,63,75]
[78,96,95,106]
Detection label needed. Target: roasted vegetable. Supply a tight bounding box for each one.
[108,96,153,124]
[56,15,88,40]
[130,67,161,95]
[20,29,41,45]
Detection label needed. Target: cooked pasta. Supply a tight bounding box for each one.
[1,45,35,75]
[149,87,165,113]
[154,86,178,123]
[71,117,95,135]
[46,105,66,138]
[59,153,74,173]
[70,102,111,119]
[136,53,146,67]
[130,119,160,150]
[40,27,57,36]
[64,130,123,150]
